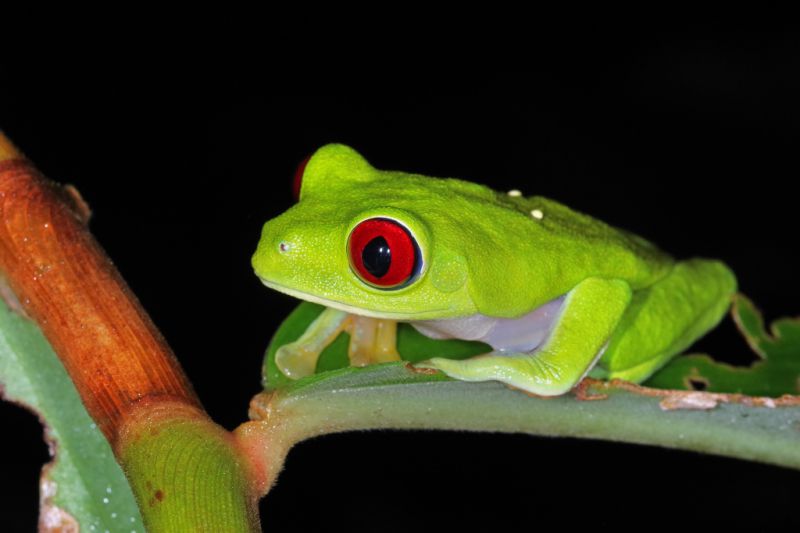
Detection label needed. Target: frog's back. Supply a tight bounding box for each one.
[521,195,673,279]
[443,188,674,318]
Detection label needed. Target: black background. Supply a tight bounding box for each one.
[2,33,800,530]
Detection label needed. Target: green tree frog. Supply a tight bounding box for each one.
[252,144,736,395]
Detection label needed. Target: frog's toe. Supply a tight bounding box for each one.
[275,344,319,379]
[415,356,499,383]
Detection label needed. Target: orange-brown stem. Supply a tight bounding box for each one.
[0,134,199,443]
[0,133,266,530]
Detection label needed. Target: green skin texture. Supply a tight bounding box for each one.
[252,144,737,395]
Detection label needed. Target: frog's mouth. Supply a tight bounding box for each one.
[258,278,453,320]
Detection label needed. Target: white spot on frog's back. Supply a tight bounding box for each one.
[530,209,544,220]
[507,189,522,197]
[410,295,565,352]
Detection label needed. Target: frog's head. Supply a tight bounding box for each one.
[252,144,517,320]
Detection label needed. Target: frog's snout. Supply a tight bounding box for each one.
[267,229,302,258]
[252,220,295,276]
[258,217,295,248]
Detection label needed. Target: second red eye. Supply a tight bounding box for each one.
[348,218,421,289]
[292,155,311,201]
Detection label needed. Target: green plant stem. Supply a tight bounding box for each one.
[250,364,800,475]
[118,401,261,532]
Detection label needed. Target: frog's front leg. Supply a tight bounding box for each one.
[276,307,350,379]
[418,278,632,395]
[276,307,401,379]
[348,314,401,366]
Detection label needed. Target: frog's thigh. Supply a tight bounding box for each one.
[276,307,350,379]
[424,277,632,395]
[592,259,737,383]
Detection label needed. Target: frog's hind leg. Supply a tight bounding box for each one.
[419,277,632,396]
[591,259,737,383]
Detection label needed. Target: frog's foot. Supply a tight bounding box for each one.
[347,315,401,367]
[417,352,574,396]
[275,344,322,380]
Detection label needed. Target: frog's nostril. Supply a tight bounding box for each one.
[278,241,291,253]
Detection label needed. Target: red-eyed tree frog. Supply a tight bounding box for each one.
[252,144,737,395]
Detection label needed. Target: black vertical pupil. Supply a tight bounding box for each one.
[362,236,391,278]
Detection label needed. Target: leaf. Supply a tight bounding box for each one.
[255,362,800,471]
[0,298,143,532]
[645,294,800,396]
[262,301,489,390]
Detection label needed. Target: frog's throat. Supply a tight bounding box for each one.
[258,278,453,320]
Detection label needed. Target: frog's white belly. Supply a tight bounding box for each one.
[409,296,565,353]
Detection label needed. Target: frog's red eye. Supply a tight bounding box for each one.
[292,155,311,201]
[348,218,421,289]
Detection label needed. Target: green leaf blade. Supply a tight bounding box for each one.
[260,362,800,472]
[0,298,143,532]
[646,294,800,396]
